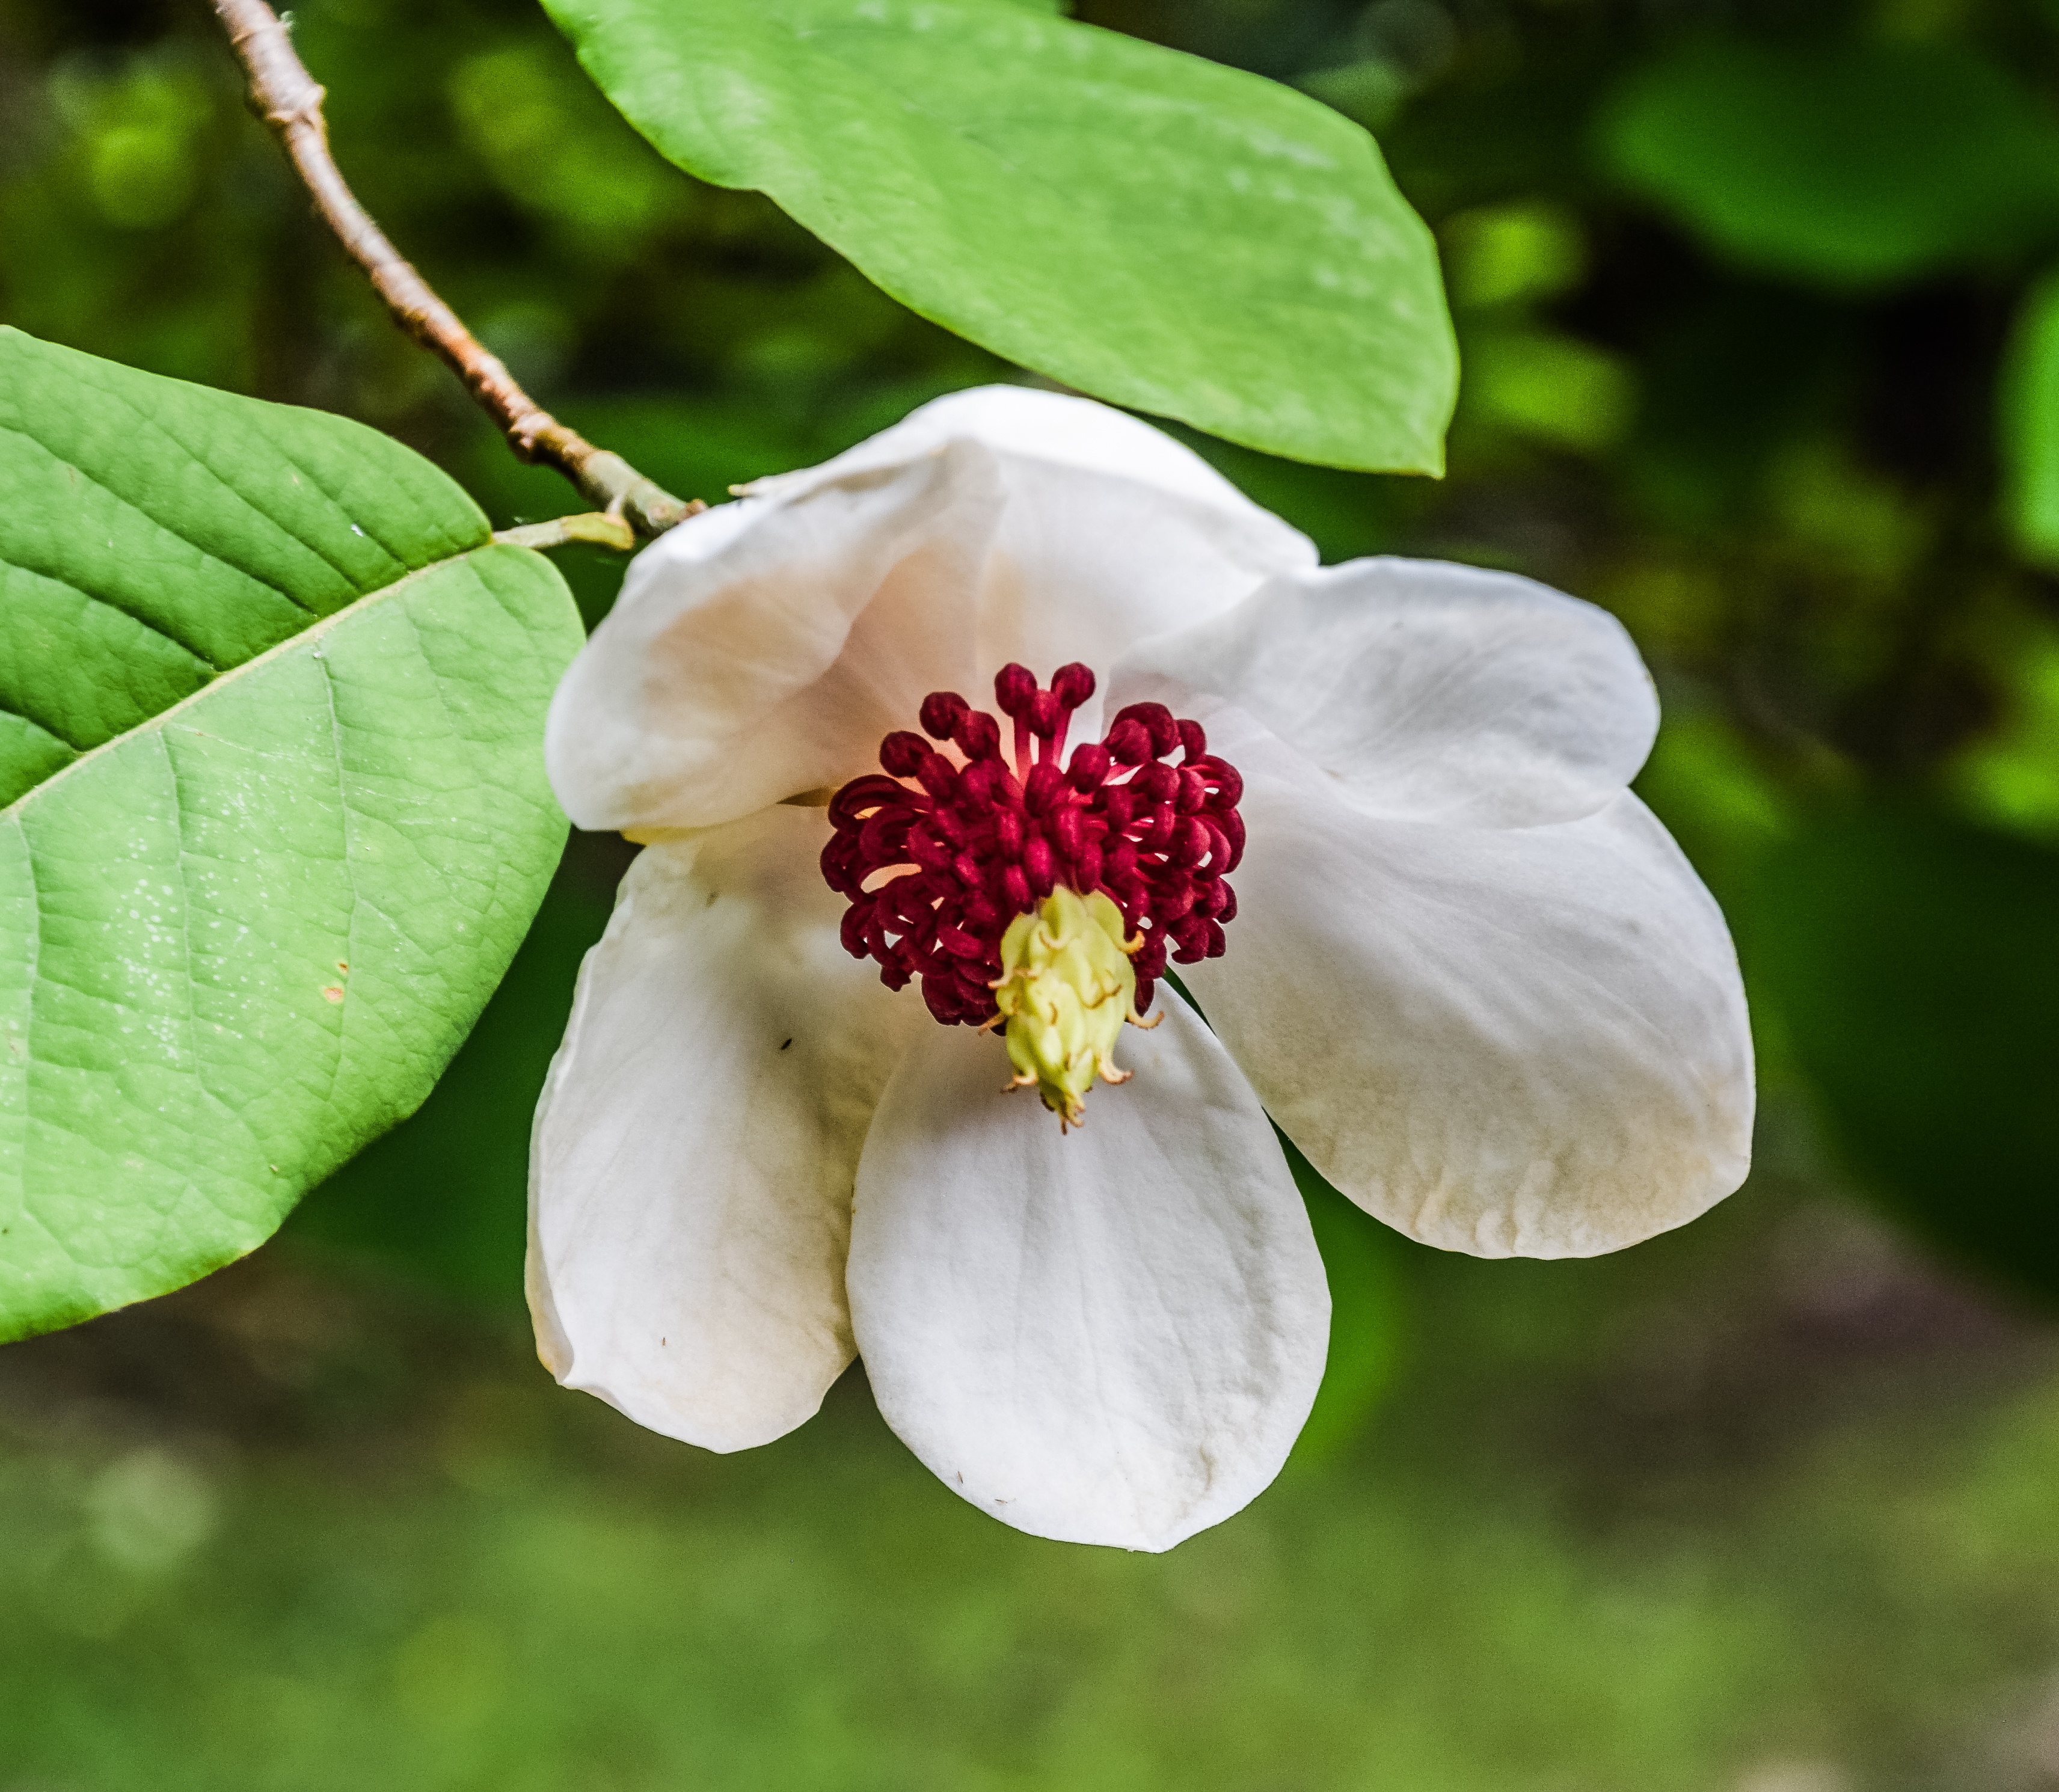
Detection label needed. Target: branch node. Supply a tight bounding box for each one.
[262,90,326,132]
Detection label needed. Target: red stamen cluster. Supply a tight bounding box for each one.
[821,663,1245,1025]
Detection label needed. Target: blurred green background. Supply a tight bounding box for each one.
[5,0,2059,1785]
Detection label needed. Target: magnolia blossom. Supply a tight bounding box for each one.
[528,387,1754,1551]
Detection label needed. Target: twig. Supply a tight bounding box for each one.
[494,512,637,553]
[212,0,702,539]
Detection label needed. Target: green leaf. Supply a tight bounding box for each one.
[289,848,615,1303]
[1744,803,2059,1300]
[0,328,585,1341]
[540,0,1455,473]
[2002,268,2059,568]
[1948,617,2059,839]
[1282,1132,1405,1464]
[1598,38,2059,286]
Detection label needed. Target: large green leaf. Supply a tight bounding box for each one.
[1745,803,2059,1300]
[1599,38,2059,286]
[289,848,615,1303]
[540,0,1456,473]
[2002,267,2059,568]
[0,328,585,1340]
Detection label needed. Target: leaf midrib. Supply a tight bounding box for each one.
[0,544,493,826]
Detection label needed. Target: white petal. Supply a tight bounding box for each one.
[528,805,924,1452]
[548,386,1313,832]
[1113,556,1658,827]
[547,446,998,833]
[1185,738,1754,1257]
[746,384,1290,525]
[847,992,1329,1552]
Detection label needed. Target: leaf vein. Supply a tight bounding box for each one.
[0,551,485,824]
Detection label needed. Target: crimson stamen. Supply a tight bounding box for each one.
[821,663,1244,1025]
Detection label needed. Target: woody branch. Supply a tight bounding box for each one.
[211,0,701,539]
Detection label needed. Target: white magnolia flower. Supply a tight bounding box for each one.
[529,386,1755,1552]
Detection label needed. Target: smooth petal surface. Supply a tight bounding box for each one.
[848,992,1329,1551]
[548,386,1313,832]
[1113,557,1657,827]
[529,805,922,1452]
[746,384,1295,519]
[1185,734,1754,1257]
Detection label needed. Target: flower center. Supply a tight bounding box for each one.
[820,663,1245,1125]
[993,886,1149,1128]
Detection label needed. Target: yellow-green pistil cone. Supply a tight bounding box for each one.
[990,886,1157,1128]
